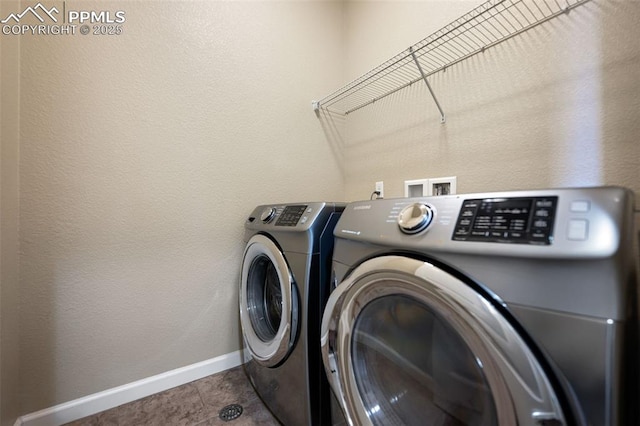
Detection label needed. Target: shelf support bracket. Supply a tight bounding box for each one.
[312,100,321,118]
[410,47,446,123]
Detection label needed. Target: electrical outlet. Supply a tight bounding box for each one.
[375,181,384,199]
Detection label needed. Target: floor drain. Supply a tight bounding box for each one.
[219,404,243,422]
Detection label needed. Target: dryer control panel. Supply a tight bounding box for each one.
[334,187,632,259]
[453,196,558,245]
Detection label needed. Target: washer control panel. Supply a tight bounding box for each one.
[275,205,308,226]
[453,197,558,244]
[246,203,327,229]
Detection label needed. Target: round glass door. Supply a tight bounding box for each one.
[240,234,298,367]
[321,255,566,426]
[352,294,496,425]
[246,254,284,342]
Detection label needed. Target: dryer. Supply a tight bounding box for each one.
[240,202,344,426]
[321,187,639,426]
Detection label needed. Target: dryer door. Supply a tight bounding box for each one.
[240,234,298,367]
[321,255,566,426]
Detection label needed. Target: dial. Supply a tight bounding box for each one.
[397,203,435,234]
[260,207,276,223]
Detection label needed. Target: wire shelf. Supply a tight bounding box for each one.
[314,0,593,120]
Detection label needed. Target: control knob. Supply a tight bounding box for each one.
[261,207,276,223]
[397,203,435,234]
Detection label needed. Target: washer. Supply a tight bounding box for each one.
[240,202,344,426]
[321,187,639,426]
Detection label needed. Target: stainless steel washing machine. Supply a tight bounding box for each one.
[240,202,344,426]
[321,187,639,426]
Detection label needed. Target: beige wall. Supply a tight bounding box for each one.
[3,0,640,422]
[9,0,345,416]
[1,1,22,424]
[333,0,640,201]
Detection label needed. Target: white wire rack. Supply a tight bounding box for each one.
[313,0,593,122]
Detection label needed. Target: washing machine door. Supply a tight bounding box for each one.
[321,255,566,426]
[240,234,298,367]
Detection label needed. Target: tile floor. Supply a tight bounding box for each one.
[64,366,281,426]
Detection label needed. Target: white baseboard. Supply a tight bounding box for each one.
[15,350,246,426]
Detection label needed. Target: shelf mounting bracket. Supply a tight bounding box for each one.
[410,46,445,124]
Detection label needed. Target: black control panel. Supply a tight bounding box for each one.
[275,205,308,227]
[453,197,557,244]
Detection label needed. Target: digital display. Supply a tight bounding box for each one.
[275,205,308,227]
[453,197,557,244]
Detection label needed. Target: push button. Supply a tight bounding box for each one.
[535,209,550,218]
[570,201,590,213]
[458,218,471,227]
[533,219,549,229]
[536,200,554,208]
[567,219,588,241]
[461,209,476,217]
[530,230,549,241]
[454,228,470,236]
[462,201,479,209]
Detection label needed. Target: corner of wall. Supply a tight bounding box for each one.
[0,1,22,423]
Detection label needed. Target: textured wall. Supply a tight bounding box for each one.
[333,0,640,201]
[6,0,640,420]
[1,1,22,424]
[16,0,344,414]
